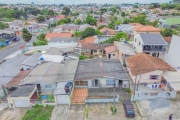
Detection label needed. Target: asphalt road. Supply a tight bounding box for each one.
[0,41,26,62]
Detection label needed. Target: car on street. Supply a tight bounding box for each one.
[123,100,135,117]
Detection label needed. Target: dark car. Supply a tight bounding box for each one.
[123,100,135,117]
[64,82,72,94]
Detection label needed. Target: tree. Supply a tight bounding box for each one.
[121,11,126,17]
[115,32,127,40]
[173,0,180,3]
[74,31,82,38]
[48,10,54,17]
[0,22,7,29]
[108,22,115,29]
[100,8,107,14]
[62,7,71,16]
[161,28,178,37]
[102,37,119,44]
[85,15,97,26]
[98,25,107,29]
[122,18,130,24]
[95,29,102,35]
[131,15,146,25]
[75,19,82,25]
[133,5,138,8]
[33,33,48,46]
[22,28,32,42]
[36,16,45,23]
[81,27,96,38]
[115,20,121,25]
[57,18,71,25]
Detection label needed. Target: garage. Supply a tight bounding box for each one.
[57,95,70,104]
[14,100,29,107]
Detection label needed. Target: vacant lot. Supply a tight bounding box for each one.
[51,105,69,120]
[22,104,54,120]
[68,105,84,120]
[137,99,180,120]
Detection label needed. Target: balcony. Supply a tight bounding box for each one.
[143,45,166,52]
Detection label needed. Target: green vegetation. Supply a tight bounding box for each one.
[84,105,89,119]
[22,104,54,120]
[33,33,48,46]
[102,37,119,44]
[0,22,8,29]
[22,28,32,42]
[161,28,178,37]
[75,19,83,25]
[36,15,45,23]
[81,27,97,38]
[61,6,71,16]
[85,14,97,26]
[125,88,131,93]
[98,25,107,30]
[121,11,126,17]
[57,18,71,25]
[79,55,88,60]
[110,106,117,115]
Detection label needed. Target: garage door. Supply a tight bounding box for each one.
[14,100,29,107]
[57,95,70,104]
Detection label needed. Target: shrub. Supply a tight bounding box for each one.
[110,106,117,115]
[79,55,88,60]
[125,88,131,93]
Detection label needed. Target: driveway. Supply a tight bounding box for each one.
[136,98,180,120]
[68,105,84,120]
[51,105,69,120]
[0,41,25,62]
[0,108,27,120]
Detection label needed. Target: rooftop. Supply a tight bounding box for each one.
[126,53,176,76]
[40,54,64,63]
[82,43,112,50]
[78,36,97,45]
[114,41,135,55]
[140,33,167,45]
[104,46,118,54]
[45,33,72,38]
[49,37,78,43]
[133,25,161,32]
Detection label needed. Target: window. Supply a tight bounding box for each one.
[113,54,115,56]
[94,50,97,52]
[75,81,88,86]
[150,93,158,96]
[45,85,52,88]
[139,42,141,46]
[150,75,159,80]
[134,38,136,42]
[106,80,114,86]
[134,46,136,50]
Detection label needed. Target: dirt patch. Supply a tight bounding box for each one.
[51,105,69,120]
[68,105,84,120]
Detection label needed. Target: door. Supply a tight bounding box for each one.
[14,100,29,107]
[108,54,111,58]
[57,95,70,104]
[95,79,99,87]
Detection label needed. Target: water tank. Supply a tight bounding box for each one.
[39,57,44,61]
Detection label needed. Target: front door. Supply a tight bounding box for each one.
[95,79,99,86]
[108,54,111,58]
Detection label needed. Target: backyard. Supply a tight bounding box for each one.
[22,104,54,120]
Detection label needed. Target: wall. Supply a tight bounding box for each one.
[0,89,5,99]
[133,34,143,53]
[42,96,57,106]
[40,83,57,93]
[131,91,177,101]
[92,50,104,56]
[85,95,119,103]
[106,51,119,60]
[128,69,163,84]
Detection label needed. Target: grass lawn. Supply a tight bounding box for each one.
[22,104,54,120]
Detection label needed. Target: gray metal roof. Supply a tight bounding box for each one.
[74,58,129,81]
[140,33,167,45]
[9,85,36,97]
[49,37,78,43]
[0,54,29,88]
[21,52,43,67]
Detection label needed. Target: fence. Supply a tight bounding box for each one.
[85,95,119,103]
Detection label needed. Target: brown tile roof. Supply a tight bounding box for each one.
[82,43,113,50]
[72,88,88,103]
[133,25,161,32]
[163,37,172,43]
[45,33,72,38]
[104,46,118,54]
[100,27,116,35]
[129,23,143,27]
[5,70,32,88]
[78,36,97,45]
[126,53,176,76]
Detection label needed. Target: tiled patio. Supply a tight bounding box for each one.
[72,88,88,104]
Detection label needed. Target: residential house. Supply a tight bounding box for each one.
[133,33,167,58]
[45,33,73,41]
[78,36,99,46]
[49,37,78,43]
[79,24,92,31]
[159,17,180,28]
[164,35,180,69]
[61,24,80,33]
[163,37,172,53]
[126,53,176,101]
[104,46,119,59]
[73,58,129,103]
[21,52,43,70]
[100,27,116,36]
[132,25,161,35]
[114,41,135,63]
[97,36,111,43]
[56,15,66,20]
[0,55,29,98]
[0,30,17,45]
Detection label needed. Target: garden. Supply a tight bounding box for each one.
[22,104,54,120]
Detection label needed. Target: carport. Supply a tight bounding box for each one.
[7,85,38,108]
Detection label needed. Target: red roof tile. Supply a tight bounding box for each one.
[133,25,161,32]
[104,46,118,54]
[163,37,172,43]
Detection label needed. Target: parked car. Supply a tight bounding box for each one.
[123,100,135,117]
[64,82,72,94]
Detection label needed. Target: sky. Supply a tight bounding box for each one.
[0,0,171,5]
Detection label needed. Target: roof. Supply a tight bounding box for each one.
[21,62,63,84]
[45,47,63,55]
[0,30,14,34]
[5,70,32,88]
[40,54,64,63]
[126,53,176,76]
[56,15,66,19]
[166,18,180,25]
[0,55,29,88]
[139,33,167,45]
[100,27,116,35]
[78,36,97,45]
[45,33,72,38]
[58,59,79,81]
[21,52,43,67]
[9,85,36,97]
[163,37,172,43]
[129,23,143,27]
[133,25,161,32]
[104,46,118,54]
[62,25,80,30]
[54,82,71,95]
[114,41,135,55]
[74,58,129,81]
[49,37,78,43]
[82,43,113,50]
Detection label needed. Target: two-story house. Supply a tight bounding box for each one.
[133,33,167,58]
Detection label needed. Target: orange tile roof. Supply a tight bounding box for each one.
[78,36,96,45]
[133,25,161,32]
[163,37,172,43]
[129,23,143,27]
[126,53,176,76]
[5,70,32,88]
[104,46,118,54]
[100,27,116,35]
[72,88,88,104]
[45,33,72,38]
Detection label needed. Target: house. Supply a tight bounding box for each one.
[114,41,135,63]
[97,36,111,43]
[73,58,129,103]
[56,15,66,20]
[126,53,176,101]
[61,24,80,33]
[45,33,73,41]
[81,43,112,57]
[79,24,92,31]
[7,85,38,108]
[163,37,172,53]
[0,30,17,45]
[159,17,180,28]
[54,59,79,104]
[100,27,116,36]
[132,25,161,34]
[49,37,78,43]
[78,36,98,45]
[21,52,43,70]
[133,33,167,58]
[104,46,119,59]
[164,35,180,69]
[0,55,29,98]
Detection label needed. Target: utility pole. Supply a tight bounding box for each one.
[113,79,116,108]
[134,75,137,96]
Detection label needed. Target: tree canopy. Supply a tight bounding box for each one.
[22,28,32,42]
[75,19,82,25]
[33,33,48,46]
[85,15,97,26]
[81,27,96,38]
[36,16,45,23]
[121,11,126,17]
[57,18,71,25]
[61,7,71,16]
[48,10,55,17]
[161,28,178,37]
[0,22,8,29]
